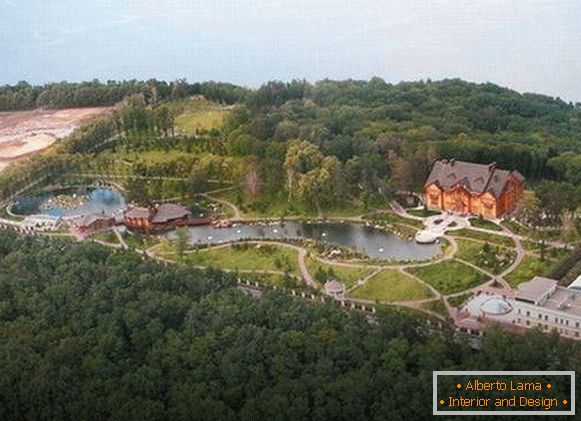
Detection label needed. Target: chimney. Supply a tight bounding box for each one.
[488,162,496,172]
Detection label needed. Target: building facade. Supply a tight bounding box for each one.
[512,276,581,340]
[424,160,525,219]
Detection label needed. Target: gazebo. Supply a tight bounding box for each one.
[324,279,345,299]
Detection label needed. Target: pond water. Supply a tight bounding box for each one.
[167,222,441,261]
[11,187,125,217]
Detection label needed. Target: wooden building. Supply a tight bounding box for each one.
[77,214,115,234]
[151,203,192,229]
[424,159,525,219]
[124,206,153,229]
[124,203,197,231]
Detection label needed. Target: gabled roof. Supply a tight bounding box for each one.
[151,203,191,224]
[425,160,524,198]
[124,206,152,219]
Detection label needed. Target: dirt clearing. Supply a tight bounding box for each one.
[0,107,112,170]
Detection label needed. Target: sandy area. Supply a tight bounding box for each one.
[0,107,112,169]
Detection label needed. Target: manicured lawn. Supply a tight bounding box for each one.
[123,232,161,250]
[447,292,473,308]
[172,99,229,134]
[91,230,118,244]
[451,229,516,248]
[522,240,572,261]
[505,255,555,287]
[175,110,227,134]
[349,269,433,302]
[407,260,489,294]
[422,299,449,316]
[455,238,516,274]
[180,243,300,275]
[502,220,564,241]
[406,208,441,218]
[469,217,503,231]
[367,212,424,229]
[307,257,374,288]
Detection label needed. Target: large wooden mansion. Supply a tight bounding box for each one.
[424,159,525,218]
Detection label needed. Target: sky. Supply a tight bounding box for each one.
[1,0,580,101]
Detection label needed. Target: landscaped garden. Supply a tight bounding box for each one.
[349,269,433,302]
[455,238,516,274]
[451,228,516,248]
[406,260,489,294]
[178,243,301,275]
[504,255,556,287]
[468,217,503,231]
[307,256,375,288]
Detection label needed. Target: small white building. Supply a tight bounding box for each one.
[324,279,346,300]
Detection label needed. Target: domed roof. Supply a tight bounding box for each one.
[480,297,512,315]
[324,279,345,294]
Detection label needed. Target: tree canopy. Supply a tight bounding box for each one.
[0,231,579,420]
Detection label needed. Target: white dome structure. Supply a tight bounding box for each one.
[480,297,513,315]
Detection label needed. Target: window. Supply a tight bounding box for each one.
[576,322,579,328]
[526,311,530,317]
[538,314,542,319]
[545,315,549,321]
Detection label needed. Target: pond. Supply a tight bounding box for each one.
[11,187,125,218]
[167,222,441,261]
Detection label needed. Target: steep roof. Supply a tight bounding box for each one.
[124,206,152,219]
[151,203,191,224]
[425,159,524,198]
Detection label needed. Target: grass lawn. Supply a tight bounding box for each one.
[349,269,433,302]
[469,218,503,231]
[421,299,449,316]
[502,220,564,241]
[455,238,516,274]
[447,292,474,308]
[451,229,516,248]
[91,230,118,244]
[406,208,441,218]
[172,99,229,134]
[307,257,374,288]
[123,232,161,250]
[505,255,556,287]
[179,243,300,275]
[407,260,489,294]
[522,240,572,261]
[175,110,227,134]
[241,272,306,289]
[367,212,424,229]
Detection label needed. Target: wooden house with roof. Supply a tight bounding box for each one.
[424,159,525,218]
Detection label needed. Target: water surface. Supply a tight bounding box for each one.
[167,222,441,261]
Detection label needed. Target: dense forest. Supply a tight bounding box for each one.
[0,79,248,111]
[0,230,579,420]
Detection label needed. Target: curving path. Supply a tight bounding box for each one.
[198,192,242,220]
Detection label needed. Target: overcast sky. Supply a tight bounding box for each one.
[1,0,580,101]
